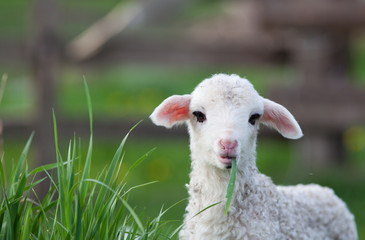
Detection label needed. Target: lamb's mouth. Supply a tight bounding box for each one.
[219,156,235,169]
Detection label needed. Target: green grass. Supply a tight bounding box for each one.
[0,82,182,239]
[0,127,181,239]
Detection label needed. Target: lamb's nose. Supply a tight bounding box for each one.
[219,139,238,151]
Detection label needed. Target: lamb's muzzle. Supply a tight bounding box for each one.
[218,139,238,168]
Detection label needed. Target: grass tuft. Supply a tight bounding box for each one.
[0,80,182,239]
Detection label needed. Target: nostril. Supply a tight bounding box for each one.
[219,139,238,150]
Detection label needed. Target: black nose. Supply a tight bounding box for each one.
[225,165,232,169]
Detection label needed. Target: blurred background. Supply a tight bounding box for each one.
[1,0,365,237]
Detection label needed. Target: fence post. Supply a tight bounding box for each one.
[30,0,59,197]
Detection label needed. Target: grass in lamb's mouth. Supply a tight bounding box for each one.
[225,157,237,215]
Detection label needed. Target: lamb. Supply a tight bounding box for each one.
[150,73,357,240]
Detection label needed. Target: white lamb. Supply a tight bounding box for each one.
[150,73,357,240]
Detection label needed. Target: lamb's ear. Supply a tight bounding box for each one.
[261,98,303,139]
[150,94,191,128]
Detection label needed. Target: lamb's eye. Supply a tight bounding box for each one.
[193,111,206,123]
[249,113,261,125]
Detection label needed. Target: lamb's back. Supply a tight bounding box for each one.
[277,184,357,240]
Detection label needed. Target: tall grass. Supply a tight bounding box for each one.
[0,80,180,239]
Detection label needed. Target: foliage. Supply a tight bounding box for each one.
[0,81,180,240]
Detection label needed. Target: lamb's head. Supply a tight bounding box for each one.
[150,74,303,170]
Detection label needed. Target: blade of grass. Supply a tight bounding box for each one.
[2,186,13,240]
[170,201,222,238]
[20,204,32,240]
[83,76,93,136]
[0,153,7,191]
[75,194,82,240]
[121,148,156,184]
[109,121,142,187]
[53,110,69,235]
[79,78,93,207]
[109,200,127,237]
[67,135,77,192]
[192,201,222,219]
[158,198,187,220]
[23,177,47,193]
[11,132,34,185]
[28,160,74,176]
[122,181,158,198]
[168,224,183,239]
[65,139,77,233]
[12,172,27,237]
[112,152,125,187]
[225,157,237,215]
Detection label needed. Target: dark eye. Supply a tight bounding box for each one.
[193,111,206,123]
[249,113,261,125]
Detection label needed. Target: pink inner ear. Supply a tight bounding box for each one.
[261,97,301,138]
[262,110,296,134]
[158,102,190,125]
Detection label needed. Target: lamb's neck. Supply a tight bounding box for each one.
[188,155,258,204]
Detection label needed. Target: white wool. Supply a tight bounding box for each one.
[150,73,357,240]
